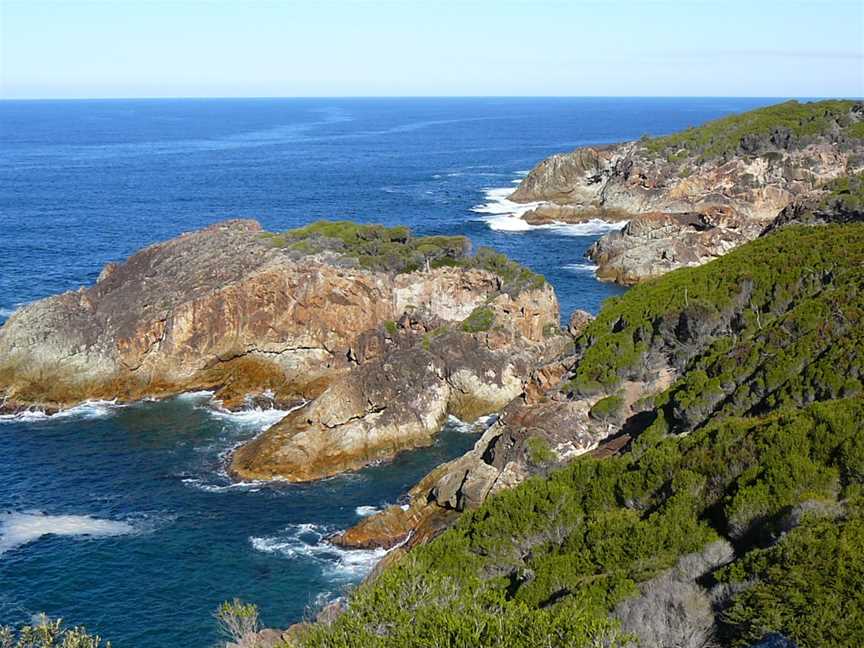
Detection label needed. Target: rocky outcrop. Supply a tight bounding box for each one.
[229,294,563,482]
[510,100,864,284]
[762,171,864,235]
[586,207,764,284]
[333,335,677,551]
[0,219,562,482]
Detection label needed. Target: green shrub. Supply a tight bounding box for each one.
[642,99,863,160]
[526,437,557,465]
[0,616,110,648]
[717,505,864,647]
[589,395,624,422]
[461,306,495,333]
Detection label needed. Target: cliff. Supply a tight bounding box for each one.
[510,100,864,284]
[0,219,562,481]
[292,220,864,647]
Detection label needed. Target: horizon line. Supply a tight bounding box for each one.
[2,94,861,102]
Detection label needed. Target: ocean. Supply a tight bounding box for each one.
[0,97,777,646]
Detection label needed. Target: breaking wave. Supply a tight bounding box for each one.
[249,523,388,580]
[563,261,599,275]
[0,400,121,423]
[0,512,137,556]
[471,185,626,236]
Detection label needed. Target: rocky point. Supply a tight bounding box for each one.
[509,100,864,283]
[0,219,562,482]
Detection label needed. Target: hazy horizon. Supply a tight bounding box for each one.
[2,0,862,100]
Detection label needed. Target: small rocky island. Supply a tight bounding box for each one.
[510,100,864,283]
[0,220,563,481]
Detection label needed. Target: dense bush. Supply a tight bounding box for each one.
[286,223,864,648]
[292,395,864,647]
[461,305,495,333]
[643,99,863,160]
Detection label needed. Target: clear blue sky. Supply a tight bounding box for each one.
[1,0,862,99]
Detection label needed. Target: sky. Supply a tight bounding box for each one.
[1,0,862,99]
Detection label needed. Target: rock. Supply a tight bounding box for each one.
[510,101,864,283]
[567,309,594,337]
[587,208,763,285]
[762,171,864,235]
[229,285,561,482]
[0,219,562,484]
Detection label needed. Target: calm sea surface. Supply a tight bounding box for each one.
[0,97,777,646]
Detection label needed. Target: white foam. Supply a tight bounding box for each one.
[249,523,387,580]
[0,512,135,556]
[0,400,120,423]
[175,390,216,401]
[354,505,381,517]
[180,477,269,493]
[0,308,14,319]
[563,262,599,275]
[446,413,497,434]
[206,401,299,431]
[471,185,627,236]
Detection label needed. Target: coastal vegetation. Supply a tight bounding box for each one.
[643,99,864,160]
[0,616,110,648]
[285,223,864,647]
[261,220,546,294]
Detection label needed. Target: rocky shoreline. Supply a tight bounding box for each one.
[0,219,562,481]
[508,100,864,284]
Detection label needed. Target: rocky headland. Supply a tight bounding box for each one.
[287,211,864,647]
[0,219,562,481]
[510,100,864,284]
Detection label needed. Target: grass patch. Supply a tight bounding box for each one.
[461,306,495,333]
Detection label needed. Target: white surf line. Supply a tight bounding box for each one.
[0,512,136,556]
[470,177,627,236]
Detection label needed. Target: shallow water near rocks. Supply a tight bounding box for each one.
[0,97,778,645]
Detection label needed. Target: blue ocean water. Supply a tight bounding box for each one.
[0,97,778,645]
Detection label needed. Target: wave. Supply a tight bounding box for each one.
[0,400,121,424]
[446,414,498,434]
[563,262,598,275]
[249,523,388,580]
[206,406,292,430]
[471,185,626,236]
[0,512,136,556]
[0,308,14,319]
[181,400,304,492]
[355,505,382,517]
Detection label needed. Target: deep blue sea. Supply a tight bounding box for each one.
[0,97,778,646]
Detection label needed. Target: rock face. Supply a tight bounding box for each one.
[229,288,562,482]
[334,345,676,552]
[510,100,864,284]
[0,219,562,482]
[762,171,864,235]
